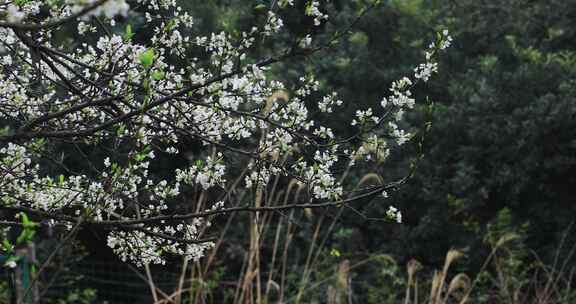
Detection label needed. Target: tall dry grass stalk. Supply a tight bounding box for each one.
[147,219,575,304]
[402,228,576,304]
[142,164,389,304]
[403,235,517,304]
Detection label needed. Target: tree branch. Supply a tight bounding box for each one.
[0,0,109,31]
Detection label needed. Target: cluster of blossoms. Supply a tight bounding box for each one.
[176,153,226,190]
[414,62,439,82]
[291,151,343,200]
[69,0,130,20]
[386,206,402,223]
[0,0,451,265]
[354,134,390,163]
[3,0,130,23]
[2,1,41,22]
[351,108,379,126]
[1,143,95,212]
[264,12,284,36]
[318,92,343,113]
[305,0,329,26]
[107,219,213,266]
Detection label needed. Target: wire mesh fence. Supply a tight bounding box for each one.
[46,258,184,303]
[0,255,185,303]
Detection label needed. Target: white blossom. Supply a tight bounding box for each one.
[264,12,284,36]
[299,34,313,48]
[68,0,130,19]
[386,206,402,223]
[305,0,328,26]
[6,5,25,23]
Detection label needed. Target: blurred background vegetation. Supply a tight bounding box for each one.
[2,0,576,303]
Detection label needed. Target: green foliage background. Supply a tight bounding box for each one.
[170,0,576,301]
[5,0,575,303]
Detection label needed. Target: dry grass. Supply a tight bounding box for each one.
[137,170,575,304]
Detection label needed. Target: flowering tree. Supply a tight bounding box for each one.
[0,0,451,268]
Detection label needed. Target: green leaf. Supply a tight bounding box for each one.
[116,124,126,136]
[135,153,146,162]
[305,2,313,15]
[33,138,45,149]
[348,32,369,46]
[143,78,150,91]
[21,213,30,226]
[2,239,13,252]
[166,19,177,31]
[124,24,134,41]
[254,4,267,11]
[151,70,165,80]
[139,49,155,68]
[142,145,151,154]
[330,248,341,257]
[16,232,26,245]
[0,126,10,136]
[195,159,204,169]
